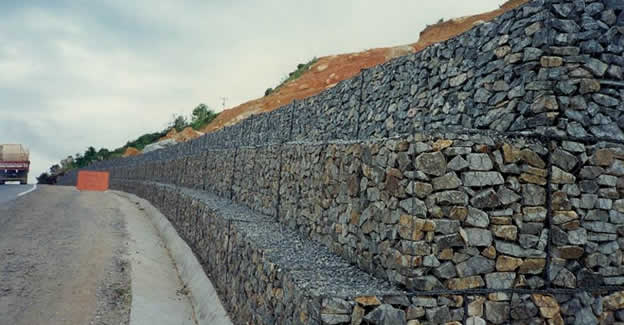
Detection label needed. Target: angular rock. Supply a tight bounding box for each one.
[552,166,576,184]
[541,56,563,67]
[467,153,493,171]
[593,94,619,107]
[531,294,560,319]
[364,304,406,325]
[552,149,578,172]
[522,184,546,206]
[466,207,489,228]
[496,255,523,272]
[584,58,609,77]
[322,298,352,314]
[447,276,485,290]
[493,225,518,241]
[471,189,502,209]
[448,155,469,171]
[425,306,450,324]
[456,255,495,277]
[556,246,584,259]
[580,79,601,94]
[496,241,546,258]
[485,272,516,289]
[355,296,382,307]
[461,228,493,247]
[463,172,504,187]
[321,314,351,324]
[553,269,576,288]
[485,301,509,324]
[432,172,462,191]
[415,151,447,176]
[517,258,546,275]
[475,88,492,103]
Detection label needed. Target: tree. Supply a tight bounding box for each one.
[169,114,188,132]
[84,146,97,161]
[50,164,61,175]
[36,172,56,185]
[97,148,110,160]
[190,104,217,130]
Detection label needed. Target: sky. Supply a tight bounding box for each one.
[0,0,505,183]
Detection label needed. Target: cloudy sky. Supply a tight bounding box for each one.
[0,0,504,183]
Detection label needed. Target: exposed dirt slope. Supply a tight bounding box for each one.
[122,147,141,157]
[201,0,529,133]
[159,127,203,143]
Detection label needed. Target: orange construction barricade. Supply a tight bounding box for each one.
[76,171,109,191]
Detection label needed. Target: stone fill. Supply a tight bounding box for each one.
[58,0,624,323]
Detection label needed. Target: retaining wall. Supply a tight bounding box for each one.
[58,0,624,323]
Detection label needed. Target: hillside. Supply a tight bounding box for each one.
[201,0,530,133]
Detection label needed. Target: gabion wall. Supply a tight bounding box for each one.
[58,0,624,323]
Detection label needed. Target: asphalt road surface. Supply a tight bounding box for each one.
[0,185,131,325]
[0,184,34,205]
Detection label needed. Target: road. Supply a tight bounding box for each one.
[0,185,131,325]
[0,185,204,325]
[0,184,35,205]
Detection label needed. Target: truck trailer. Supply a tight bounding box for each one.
[0,144,30,185]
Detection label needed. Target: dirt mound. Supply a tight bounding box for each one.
[201,0,529,133]
[122,147,141,157]
[159,128,179,142]
[159,127,203,143]
[177,127,203,142]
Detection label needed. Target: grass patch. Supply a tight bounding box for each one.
[265,57,318,96]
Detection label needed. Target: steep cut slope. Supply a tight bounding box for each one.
[201,0,530,133]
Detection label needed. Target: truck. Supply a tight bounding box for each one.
[0,144,30,185]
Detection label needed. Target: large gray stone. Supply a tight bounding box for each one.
[522,184,546,205]
[485,301,509,324]
[463,172,504,187]
[475,88,492,103]
[462,228,493,247]
[465,207,489,228]
[321,314,351,324]
[432,172,462,191]
[471,189,502,209]
[485,272,516,289]
[322,298,352,314]
[593,94,619,107]
[552,148,578,171]
[364,304,406,325]
[574,307,598,325]
[456,255,495,277]
[415,151,447,176]
[467,153,494,171]
[426,306,451,324]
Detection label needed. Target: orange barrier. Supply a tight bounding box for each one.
[76,171,109,191]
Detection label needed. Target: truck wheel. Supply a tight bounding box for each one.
[20,180,27,185]
[0,181,4,185]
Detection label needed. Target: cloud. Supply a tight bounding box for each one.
[0,0,504,182]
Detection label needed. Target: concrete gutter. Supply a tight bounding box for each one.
[113,191,233,325]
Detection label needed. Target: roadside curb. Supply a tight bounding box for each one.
[112,191,232,325]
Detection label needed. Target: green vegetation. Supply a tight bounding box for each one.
[36,172,57,184]
[265,57,318,96]
[124,131,168,151]
[41,103,219,184]
[189,104,218,130]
